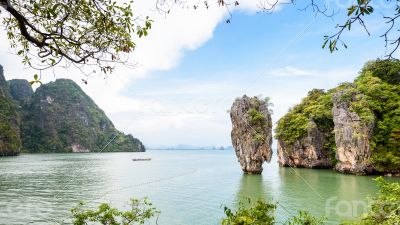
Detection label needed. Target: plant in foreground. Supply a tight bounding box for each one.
[71,198,159,225]
[69,177,399,225]
[221,198,325,225]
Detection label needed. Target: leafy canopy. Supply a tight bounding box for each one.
[352,59,400,172]
[275,89,334,146]
[0,0,152,75]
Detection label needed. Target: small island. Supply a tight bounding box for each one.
[230,95,273,174]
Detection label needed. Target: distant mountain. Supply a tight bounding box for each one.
[20,79,145,153]
[0,64,145,154]
[148,144,233,150]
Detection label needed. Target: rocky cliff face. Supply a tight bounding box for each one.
[277,120,334,168]
[0,65,22,156]
[275,89,335,169]
[7,79,33,103]
[230,95,273,174]
[21,79,145,153]
[332,88,374,175]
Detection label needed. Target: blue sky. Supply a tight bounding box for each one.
[0,1,397,147]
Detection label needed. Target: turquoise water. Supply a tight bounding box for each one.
[0,150,398,225]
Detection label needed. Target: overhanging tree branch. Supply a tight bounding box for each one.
[0,0,153,77]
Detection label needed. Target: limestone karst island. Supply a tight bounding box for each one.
[230,60,400,177]
[0,1,399,225]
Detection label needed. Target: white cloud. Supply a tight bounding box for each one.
[6,0,355,148]
[269,66,312,77]
[267,66,357,79]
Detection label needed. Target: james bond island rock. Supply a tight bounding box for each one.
[21,79,145,153]
[230,95,273,174]
[332,87,374,175]
[275,89,335,168]
[0,65,22,156]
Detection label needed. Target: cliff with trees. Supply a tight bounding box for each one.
[276,59,400,175]
[0,65,145,155]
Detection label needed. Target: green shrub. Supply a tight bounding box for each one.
[354,60,400,171]
[71,198,159,225]
[221,199,325,225]
[221,199,276,225]
[275,89,334,148]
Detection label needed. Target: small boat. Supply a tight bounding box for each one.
[132,158,151,161]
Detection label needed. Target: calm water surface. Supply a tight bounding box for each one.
[0,150,398,225]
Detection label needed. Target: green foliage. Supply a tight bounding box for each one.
[275,89,334,149]
[71,198,159,225]
[7,79,34,103]
[344,177,400,225]
[2,0,152,75]
[253,134,265,142]
[248,108,266,127]
[353,60,400,172]
[275,60,400,171]
[361,59,400,84]
[0,96,21,156]
[221,199,325,225]
[286,211,325,225]
[244,96,273,143]
[221,199,276,225]
[0,67,21,156]
[21,79,144,153]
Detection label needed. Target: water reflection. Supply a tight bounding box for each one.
[0,154,111,225]
[0,151,398,225]
[235,174,266,203]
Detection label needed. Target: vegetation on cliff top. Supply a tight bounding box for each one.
[246,97,273,143]
[275,59,400,172]
[351,60,400,172]
[274,89,335,150]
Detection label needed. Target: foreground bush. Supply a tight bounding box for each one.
[69,177,399,225]
[221,199,324,225]
[71,198,159,225]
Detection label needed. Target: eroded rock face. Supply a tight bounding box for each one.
[230,95,273,174]
[277,120,334,168]
[332,89,374,175]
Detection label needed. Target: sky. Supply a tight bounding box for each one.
[0,1,398,147]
